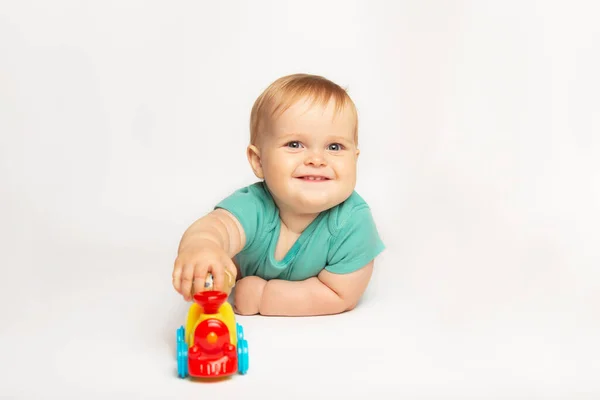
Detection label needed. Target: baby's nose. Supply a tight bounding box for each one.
[304,150,327,166]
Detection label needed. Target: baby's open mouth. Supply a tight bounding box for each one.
[296,175,331,181]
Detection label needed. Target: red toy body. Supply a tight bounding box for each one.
[188,318,237,376]
[177,291,249,378]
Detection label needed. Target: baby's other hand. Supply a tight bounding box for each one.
[172,241,237,301]
[233,276,267,315]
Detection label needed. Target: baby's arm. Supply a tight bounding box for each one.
[173,209,245,300]
[178,208,245,257]
[257,261,374,316]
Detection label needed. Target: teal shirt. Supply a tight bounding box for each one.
[214,181,385,281]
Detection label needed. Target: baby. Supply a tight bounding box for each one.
[172,73,385,316]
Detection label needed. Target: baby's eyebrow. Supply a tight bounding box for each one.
[278,132,307,138]
[276,132,309,142]
[327,135,353,143]
[279,132,351,142]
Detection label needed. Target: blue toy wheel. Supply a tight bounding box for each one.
[177,326,185,343]
[236,323,244,340]
[176,326,188,378]
[237,337,249,375]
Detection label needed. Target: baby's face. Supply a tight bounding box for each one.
[256,96,359,215]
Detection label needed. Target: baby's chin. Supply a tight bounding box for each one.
[291,192,348,214]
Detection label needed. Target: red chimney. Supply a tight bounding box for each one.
[193,290,228,314]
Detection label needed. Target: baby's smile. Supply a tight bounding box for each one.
[298,175,329,182]
[294,174,332,181]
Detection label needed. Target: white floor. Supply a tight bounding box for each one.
[1,231,598,399]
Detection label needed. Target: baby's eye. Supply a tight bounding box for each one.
[328,143,344,151]
[286,141,303,149]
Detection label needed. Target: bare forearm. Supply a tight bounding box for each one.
[258,277,350,316]
[178,210,243,258]
[180,215,228,251]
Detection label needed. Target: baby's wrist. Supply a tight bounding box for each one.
[257,279,269,313]
[180,236,222,253]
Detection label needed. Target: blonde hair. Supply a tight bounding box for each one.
[249,73,358,145]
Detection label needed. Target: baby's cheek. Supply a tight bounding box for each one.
[342,160,358,176]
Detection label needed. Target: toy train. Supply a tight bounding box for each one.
[176,290,249,378]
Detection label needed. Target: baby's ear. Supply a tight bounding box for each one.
[246,145,264,179]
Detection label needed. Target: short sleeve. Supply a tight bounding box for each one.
[214,182,275,252]
[325,205,385,274]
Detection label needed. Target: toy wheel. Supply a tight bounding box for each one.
[177,326,185,343]
[176,326,188,378]
[236,323,244,340]
[237,337,249,375]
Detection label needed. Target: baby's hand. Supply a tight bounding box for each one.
[172,241,237,301]
[233,276,267,315]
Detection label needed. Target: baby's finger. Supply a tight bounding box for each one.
[224,257,237,287]
[192,273,208,296]
[210,263,225,292]
[172,259,183,293]
[191,262,209,297]
[217,257,236,291]
[180,263,196,301]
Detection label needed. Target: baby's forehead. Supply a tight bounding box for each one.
[279,94,351,115]
[272,97,354,126]
[256,94,357,144]
[270,111,354,136]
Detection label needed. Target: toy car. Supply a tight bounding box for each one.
[176,290,249,378]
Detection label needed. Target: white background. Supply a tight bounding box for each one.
[1,0,599,398]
